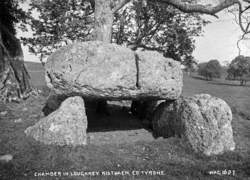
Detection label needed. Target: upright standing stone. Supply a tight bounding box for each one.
[152,99,182,138]
[178,94,235,155]
[152,94,235,156]
[25,96,88,146]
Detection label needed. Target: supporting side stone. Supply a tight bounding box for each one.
[152,99,182,138]
[152,94,235,156]
[179,94,235,156]
[25,96,88,146]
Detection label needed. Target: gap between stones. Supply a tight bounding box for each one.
[134,52,141,89]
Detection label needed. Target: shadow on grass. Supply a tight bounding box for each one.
[207,81,250,87]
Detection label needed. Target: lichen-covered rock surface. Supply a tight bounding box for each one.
[136,51,182,99]
[25,96,88,146]
[178,94,235,155]
[45,41,182,100]
[152,94,235,156]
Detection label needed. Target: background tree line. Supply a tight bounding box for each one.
[197,55,250,86]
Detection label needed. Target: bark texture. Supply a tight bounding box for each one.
[0,26,32,102]
[93,0,114,42]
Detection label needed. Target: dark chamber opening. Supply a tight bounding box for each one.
[42,94,153,133]
[85,101,152,133]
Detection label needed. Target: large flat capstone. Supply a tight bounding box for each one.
[45,41,182,100]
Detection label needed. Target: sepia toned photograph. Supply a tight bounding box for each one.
[0,0,250,179]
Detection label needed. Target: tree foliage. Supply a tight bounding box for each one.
[0,0,28,56]
[227,55,250,85]
[22,0,94,63]
[112,0,208,63]
[198,59,222,80]
[22,0,208,64]
[0,0,27,34]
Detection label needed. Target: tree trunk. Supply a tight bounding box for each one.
[93,0,114,42]
[91,0,115,114]
[0,27,32,102]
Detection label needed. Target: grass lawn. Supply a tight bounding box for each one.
[0,63,249,180]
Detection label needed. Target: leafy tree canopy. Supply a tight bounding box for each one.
[112,0,208,63]
[198,59,222,80]
[21,0,208,64]
[0,0,27,34]
[21,0,94,62]
[227,55,250,85]
[0,0,28,51]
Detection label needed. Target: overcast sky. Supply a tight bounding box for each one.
[17,5,250,65]
[193,10,250,65]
